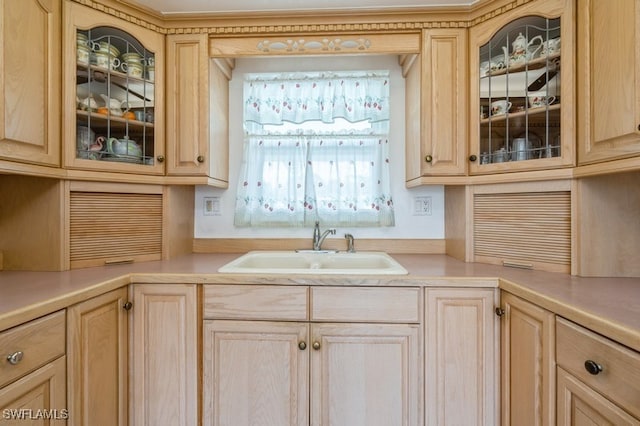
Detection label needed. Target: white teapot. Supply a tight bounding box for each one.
[99,95,130,116]
[504,33,543,66]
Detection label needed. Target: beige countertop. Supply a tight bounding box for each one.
[1,253,639,353]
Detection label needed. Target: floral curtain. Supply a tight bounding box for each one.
[234,71,395,228]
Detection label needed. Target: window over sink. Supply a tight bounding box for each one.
[234,70,396,228]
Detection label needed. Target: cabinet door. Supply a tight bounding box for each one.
[0,0,61,167]
[63,1,165,175]
[67,287,129,426]
[310,323,420,426]
[469,0,575,174]
[202,320,309,426]
[406,28,467,182]
[577,0,640,164]
[166,34,209,177]
[425,288,499,426]
[500,291,555,426]
[131,284,198,426]
[0,356,67,424]
[557,368,640,425]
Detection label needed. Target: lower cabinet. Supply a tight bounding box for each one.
[131,284,199,426]
[66,287,130,426]
[0,311,67,424]
[556,317,640,424]
[499,291,556,426]
[202,284,421,426]
[424,287,499,426]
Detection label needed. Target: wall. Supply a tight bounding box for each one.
[195,55,444,240]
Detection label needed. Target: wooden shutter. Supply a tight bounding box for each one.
[70,192,162,269]
[474,191,571,273]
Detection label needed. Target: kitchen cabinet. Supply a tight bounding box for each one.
[0,0,61,167]
[556,317,640,424]
[498,291,555,426]
[469,0,575,175]
[203,284,421,425]
[577,0,640,165]
[166,34,230,186]
[405,28,468,184]
[67,287,129,426]
[63,1,165,176]
[0,311,67,424]
[131,284,198,426]
[424,288,499,426]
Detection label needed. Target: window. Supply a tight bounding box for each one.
[234,71,395,227]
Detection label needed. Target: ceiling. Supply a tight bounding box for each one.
[127,0,479,16]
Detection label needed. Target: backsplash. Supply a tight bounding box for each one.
[195,55,444,240]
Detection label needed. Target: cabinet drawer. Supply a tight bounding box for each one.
[203,285,308,320]
[0,311,66,388]
[311,287,420,323]
[556,317,640,419]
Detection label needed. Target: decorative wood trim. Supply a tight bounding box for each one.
[209,33,420,57]
[74,0,538,37]
[193,238,445,254]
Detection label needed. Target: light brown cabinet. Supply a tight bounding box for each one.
[469,0,575,174]
[203,284,421,426]
[0,311,67,424]
[556,317,640,424]
[499,291,555,426]
[577,0,640,165]
[131,284,198,426]
[63,1,165,176]
[405,28,468,184]
[0,0,61,167]
[425,288,499,426]
[166,34,230,186]
[66,287,129,426]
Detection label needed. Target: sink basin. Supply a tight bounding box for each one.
[218,251,408,275]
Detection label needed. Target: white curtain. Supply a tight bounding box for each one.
[234,71,395,227]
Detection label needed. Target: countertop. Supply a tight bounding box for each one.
[1,253,639,353]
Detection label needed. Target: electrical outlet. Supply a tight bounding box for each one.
[203,197,221,216]
[413,196,432,216]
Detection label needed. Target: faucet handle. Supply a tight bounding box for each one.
[344,233,355,253]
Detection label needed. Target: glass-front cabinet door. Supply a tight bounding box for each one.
[468,0,574,175]
[63,2,164,175]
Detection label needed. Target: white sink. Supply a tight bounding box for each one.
[218,251,408,275]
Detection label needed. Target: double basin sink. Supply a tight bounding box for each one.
[218,250,408,275]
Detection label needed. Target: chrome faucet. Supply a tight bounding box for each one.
[312,221,336,251]
[344,233,355,253]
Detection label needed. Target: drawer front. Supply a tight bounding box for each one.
[0,311,66,388]
[556,317,640,419]
[311,287,421,323]
[203,285,308,320]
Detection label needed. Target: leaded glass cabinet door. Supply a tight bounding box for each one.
[469,0,575,175]
[63,1,165,175]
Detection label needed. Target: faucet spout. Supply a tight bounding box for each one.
[312,221,336,251]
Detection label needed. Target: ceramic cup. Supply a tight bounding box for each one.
[491,100,512,116]
[540,37,561,56]
[528,93,556,108]
[121,61,144,78]
[77,44,91,65]
[95,52,120,70]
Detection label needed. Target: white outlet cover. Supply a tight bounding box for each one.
[413,196,432,216]
[203,197,221,216]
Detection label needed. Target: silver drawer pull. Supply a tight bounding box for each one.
[6,351,24,365]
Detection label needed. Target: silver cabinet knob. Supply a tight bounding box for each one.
[7,351,24,365]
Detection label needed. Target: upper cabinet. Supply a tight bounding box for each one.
[577,0,640,165]
[63,1,165,176]
[166,34,230,186]
[0,0,61,167]
[405,28,468,184]
[469,0,575,175]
